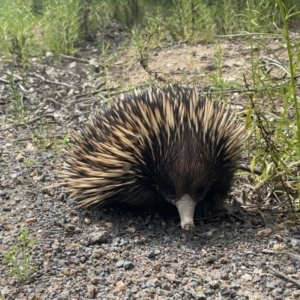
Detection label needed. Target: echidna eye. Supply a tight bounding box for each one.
[166,186,176,198]
[195,187,204,197]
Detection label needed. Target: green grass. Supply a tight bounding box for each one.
[0,0,41,64]
[0,0,299,62]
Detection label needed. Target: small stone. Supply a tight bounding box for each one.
[116,260,125,268]
[205,63,216,71]
[59,290,69,299]
[252,275,261,283]
[127,227,136,233]
[92,249,107,258]
[89,231,110,244]
[146,281,155,288]
[145,215,152,224]
[15,153,24,162]
[44,253,52,259]
[233,61,244,67]
[241,273,252,281]
[290,238,300,247]
[87,285,98,299]
[165,273,177,282]
[286,266,295,274]
[291,290,300,298]
[273,244,284,251]
[106,252,117,260]
[194,292,206,300]
[52,240,60,249]
[208,280,220,289]
[147,250,155,258]
[67,200,76,207]
[230,283,240,290]
[114,281,127,292]
[123,261,134,270]
[80,256,87,263]
[90,277,99,284]
[130,285,139,293]
[154,249,161,255]
[84,218,91,225]
[266,280,275,288]
[190,281,199,287]
[0,190,6,196]
[218,257,228,264]
[220,272,229,280]
[25,217,37,223]
[162,283,171,291]
[153,278,161,287]
[64,269,76,276]
[205,255,216,263]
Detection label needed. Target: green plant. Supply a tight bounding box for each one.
[166,0,215,41]
[241,0,300,214]
[0,0,40,64]
[207,45,232,89]
[7,71,28,124]
[3,230,37,281]
[24,159,40,167]
[42,0,81,54]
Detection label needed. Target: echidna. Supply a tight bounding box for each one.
[60,85,244,230]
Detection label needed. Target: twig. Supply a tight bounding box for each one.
[0,77,10,84]
[238,164,262,175]
[262,249,300,262]
[268,266,300,288]
[29,72,76,89]
[139,26,178,85]
[59,54,90,64]
[0,114,56,132]
[59,54,107,69]
[53,221,75,234]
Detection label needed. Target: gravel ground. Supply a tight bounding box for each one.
[1,38,300,300]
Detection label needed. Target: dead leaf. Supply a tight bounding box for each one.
[257,228,272,236]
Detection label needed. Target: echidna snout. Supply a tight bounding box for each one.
[175,195,196,230]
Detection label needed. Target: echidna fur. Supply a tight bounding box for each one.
[60,85,244,230]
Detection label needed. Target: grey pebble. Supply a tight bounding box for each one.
[67,199,76,207]
[88,231,110,244]
[290,238,299,247]
[194,292,207,300]
[208,280,220,289]
[124,261,134,270]
[230,283,240,290]
[0,190,6,196]
[116,260,124,268]
[59,290,70,299]
[162,283,171,291]
[190,281,199,287]
[147,250,155,258]
[266,279,275,288]
[80,256,87,263]
[220,271,229,280]
[146,281,155,288]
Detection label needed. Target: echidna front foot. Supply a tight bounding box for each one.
[194,198,221,224]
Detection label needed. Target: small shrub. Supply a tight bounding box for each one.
[3,230,37,282]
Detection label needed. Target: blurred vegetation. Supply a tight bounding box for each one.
[0,0,299,62]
